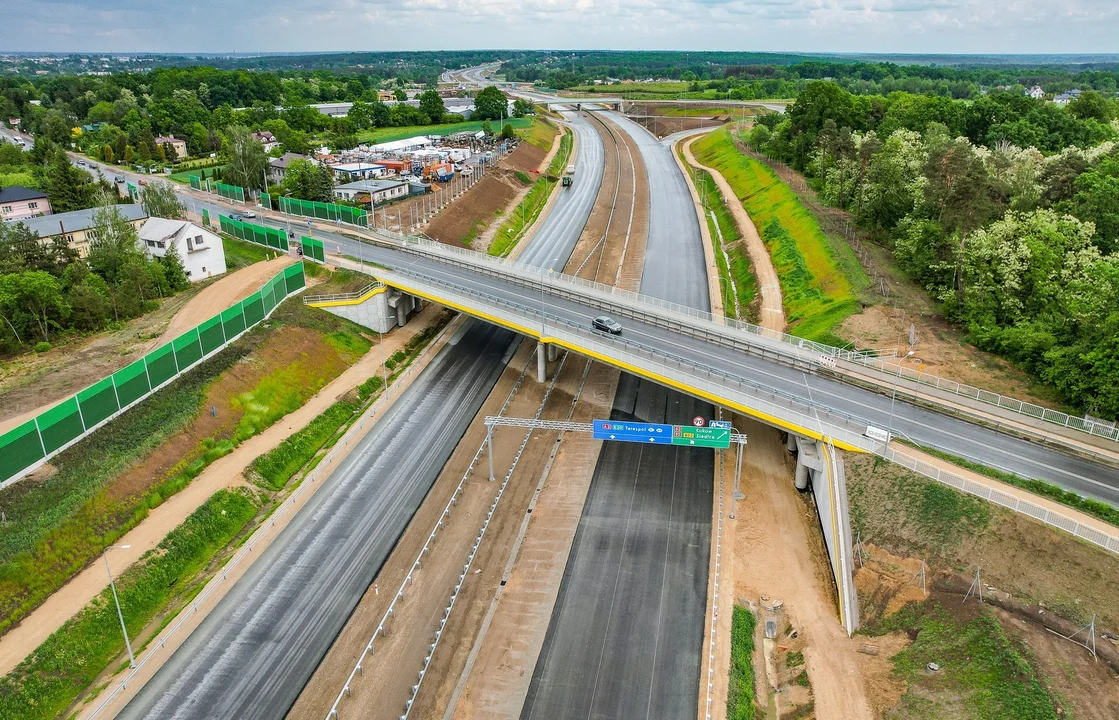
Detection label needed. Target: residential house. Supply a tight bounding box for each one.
[251,131,280,152]
[0,186,51,220]
[333,179,408,204]
[139,218,226,282]
[1027,85,1045,100]
[329,162,387,181]
[1052,89,1082,106]
[6,205,147,257]
[269,152,310,184]
[153,135,188,159]
[377,90,397,102]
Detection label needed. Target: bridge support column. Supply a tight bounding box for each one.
[792,437,823,491]
[546,343,559,362]
[395,293,413,326]
[786,433,798,453]
[537,342,548,383]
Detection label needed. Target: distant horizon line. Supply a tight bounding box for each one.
[4,50,1119,59]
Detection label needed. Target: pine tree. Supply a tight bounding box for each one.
[161,240,190,291]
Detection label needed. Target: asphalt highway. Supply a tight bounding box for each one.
[522,111,712,720]
[118,111,606,719]
[521,375,714,720]
[119,321,519,720]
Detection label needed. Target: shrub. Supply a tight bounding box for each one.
[33,342,50,353]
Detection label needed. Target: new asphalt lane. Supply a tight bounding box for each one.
[120,113,604,719]
[521,112,713,720]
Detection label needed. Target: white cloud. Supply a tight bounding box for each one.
[2,0,1118,52]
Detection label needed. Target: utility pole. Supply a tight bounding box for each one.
[104,545,136,668]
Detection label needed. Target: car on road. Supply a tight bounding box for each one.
[242,210,257,218]
[460,165,473,176]
[591,315,622,334]
[230,213,244,221]
[114,175,124,183]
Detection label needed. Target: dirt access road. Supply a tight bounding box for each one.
[0,255,294,437]
[728,419,874,719]
[0,303,440,679]
[681,135,785,333]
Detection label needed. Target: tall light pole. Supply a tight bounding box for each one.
[103,545,136,668]
[887,350,916,446]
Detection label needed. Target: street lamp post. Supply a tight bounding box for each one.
[103,545,136,668]
[887,351,916,446]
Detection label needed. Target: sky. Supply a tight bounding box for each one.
[2,0,1118,55]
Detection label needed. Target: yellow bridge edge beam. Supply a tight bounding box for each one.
[306,285,388,308]
[378,276,869,455]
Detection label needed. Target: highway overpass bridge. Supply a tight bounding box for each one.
[306,232,1119,510]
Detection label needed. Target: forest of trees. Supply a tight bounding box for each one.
[501,51,1119,100]
[0,195,189,353]
[748,82,1119,418]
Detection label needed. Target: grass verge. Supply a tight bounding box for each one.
[677,146,758,321]
[248,310,454,492]
[221,235,274,271]
[897,441,1119,530]
[489,130,572,258]
[0,301,369,637]
[516,115,559,151]
[356,118,533,145]
[0,488,260,720]
[863,600,1065,720]
[727,604,758,720]
[691,127,862,343]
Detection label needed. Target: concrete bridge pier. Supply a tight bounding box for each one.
[391,291,418,326]
[537,342,549,383]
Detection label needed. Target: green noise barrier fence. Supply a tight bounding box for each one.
[300,236,326,263]
[0,262,307,487]
[218,214,289,252]
[272,195,369,228]
[214,182,246,203]
[189,175,204,191]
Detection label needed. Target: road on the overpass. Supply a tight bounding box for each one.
[117,110,606,719]
[522,110,712,720]
[134,141,1119,507]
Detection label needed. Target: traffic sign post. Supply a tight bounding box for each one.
[672,425,732,449]
[592,420,673,445]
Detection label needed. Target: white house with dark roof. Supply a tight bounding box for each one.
[251,131,280,152]
[139,218,226,282]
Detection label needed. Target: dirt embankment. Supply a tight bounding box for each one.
[0,256,296,437]
[424,143,545,248]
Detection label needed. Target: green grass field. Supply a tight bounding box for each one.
[169,165,225,185]
[517,116,559,151]
[727,605,758,720]
[356,117,533,145]
[692,127,863,343]
[865,601,1063,720]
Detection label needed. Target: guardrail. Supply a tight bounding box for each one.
[378,265,883,455]
[359,232,1118,451]
[303,281,384,306]
[853,356,1119,444]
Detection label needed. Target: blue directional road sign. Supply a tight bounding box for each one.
[593,419,673,445]
[709,420,733,430]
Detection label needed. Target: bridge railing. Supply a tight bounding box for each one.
[371,233,1119,449]
[302,281,383,306]
[381,265,884,454]
[850,355,1119,444]
[390,233,893,362]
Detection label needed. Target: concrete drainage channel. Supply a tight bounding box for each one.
[326,348,571,720]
